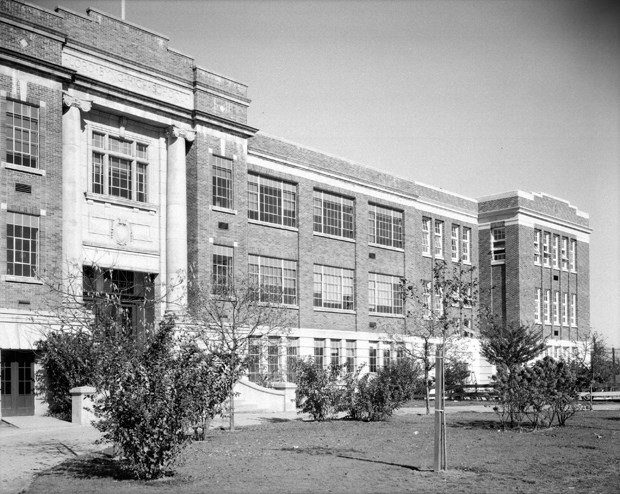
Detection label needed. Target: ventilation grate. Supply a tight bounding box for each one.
[15,183,32,193]
[218,222,229,230]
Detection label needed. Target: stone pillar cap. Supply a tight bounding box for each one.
[69,385,97,395]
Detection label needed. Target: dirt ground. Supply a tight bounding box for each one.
[26,410,620,494]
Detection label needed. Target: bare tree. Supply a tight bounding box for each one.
[385,260,477,415]
[186,277,294,430]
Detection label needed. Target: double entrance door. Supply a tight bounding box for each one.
[1,350,35,417]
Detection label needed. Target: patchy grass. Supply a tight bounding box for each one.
[27,410,619,494]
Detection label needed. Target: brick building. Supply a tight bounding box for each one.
[0,0,590,416]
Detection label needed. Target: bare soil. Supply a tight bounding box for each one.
[26,410,620,493]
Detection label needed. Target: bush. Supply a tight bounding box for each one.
[344,359,420,421]
[35,331,96,421]
[293,358,346,421]
[492,357,582,430]
[93,315,231,479]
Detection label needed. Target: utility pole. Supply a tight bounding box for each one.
[433,346,446,471]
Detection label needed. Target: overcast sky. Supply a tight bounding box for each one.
[34,0,620,347]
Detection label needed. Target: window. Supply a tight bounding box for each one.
[212,155,233,209]
[248,174,296,227]
[562,292,568,326]
[368,204,403,248]
[561,237,569,271]
[330,339,341,367]
[369,342,378,373]
[422,218,431,255]
[247,336,262,383]
[267,337,281,378]
[249,255,297,305]
[286,338,299,382]
[570,294,577,327]
[552,235,560,269]
[433,284,443,315]
[434,220,444,257]
[91,131,149,202]
[346,340,356,372]
[535,288,541,323]
[368,273,404,315]
[461,227,471,263]
[212,245,233,293]
[451,225,460,261]
[569,239,577,272]
[462,318,473,337]
[383,347,391,369]
[422,280,432,319]
[314,339,325,368]
[7,212,39,278]
[543,232,551,267]
[553,291,560,325]
[543,290,551,324]
[534,230,541,265]
[313,190,354,239]
[491,227,506,261]
[313,265,355,310]
[6,100,39,168]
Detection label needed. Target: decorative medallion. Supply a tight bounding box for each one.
[113,219,131,246]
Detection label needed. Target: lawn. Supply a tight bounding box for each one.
[27,410,620,493]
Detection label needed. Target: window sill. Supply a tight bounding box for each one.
[491,260,505,266]
[2,162,46,176]
[2,275,43,285]
[369,312,405,319]
[84,192,159,212]
[248,219,298,232]
[211,205,237,215]
[422,254,445,260]
[313,232,356,243]
[369,243,404,253]
[314,307,356,315]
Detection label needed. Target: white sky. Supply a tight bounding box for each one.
[33,0,620,347]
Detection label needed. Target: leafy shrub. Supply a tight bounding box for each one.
[93,315,231,479]
[492,357,582,430]
[293,358,346,421]
[35,331,96,421]
[343,359,420,421]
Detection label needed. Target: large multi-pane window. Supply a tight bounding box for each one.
[6,100,39,168]
[345,340,356,372]
[212,155,233,209]
[570,294,577,327]
[534,229,541,265]
[434,220,444,257]
[543,232,551,267]
[553,291,560,325]
[91,131,149,202]
[561,237,569,271]
[569,239,577,272]
[248,174,296,227]
[247,336,262,383]
[313,190,355,239]
[369,342,379,373]
[535,288,541,323]
[552,235,560,269]
[461,227,471,263]
[314,339,325,368]
[368,273,404,315]
[313,265,355,310]
[491,227,506,261]
[286,338,299,382]
[543,290,551,324]
[212,245,233,292]
[368,204,403,248]
[7,212,39,278]
[451,225,460,261]
[330,339,341,367]
[249,255,297,305]
[267,337,281,378]
[562,292,569,326]
[422,217,431,255]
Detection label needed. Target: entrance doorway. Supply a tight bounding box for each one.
[1,350,35,417]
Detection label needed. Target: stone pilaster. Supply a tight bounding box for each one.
[165,126,195,313]
[62,93,91,292]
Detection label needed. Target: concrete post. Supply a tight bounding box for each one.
[69,385,97,425]
[165,126,195,314]
[62,93,91,290]
[271,382,298,412]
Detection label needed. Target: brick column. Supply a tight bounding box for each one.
[62,93,91,292]
[166,126,195,313]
